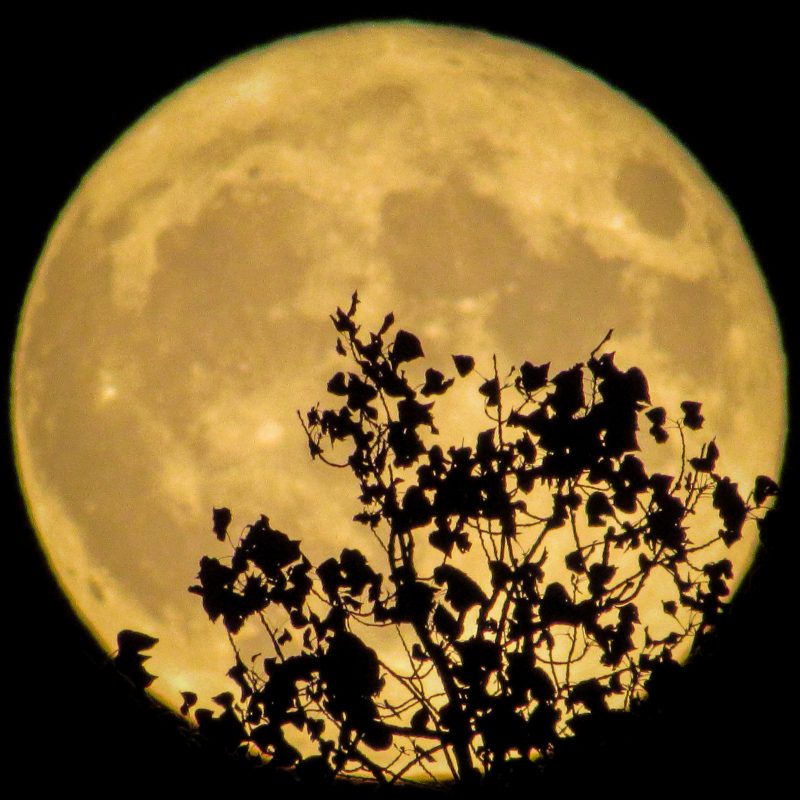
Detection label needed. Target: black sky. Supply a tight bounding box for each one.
[6,9,795,793]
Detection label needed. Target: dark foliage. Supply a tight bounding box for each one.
[134,296,777,787]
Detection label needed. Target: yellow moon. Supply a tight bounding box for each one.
[12,21,786,729]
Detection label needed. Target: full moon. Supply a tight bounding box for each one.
[12,19,786,739]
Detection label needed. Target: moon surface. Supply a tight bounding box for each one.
[12,20,786,733]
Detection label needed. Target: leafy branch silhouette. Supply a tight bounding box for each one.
[121,294,778,787]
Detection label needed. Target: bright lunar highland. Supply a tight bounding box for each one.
[13,23,786,718]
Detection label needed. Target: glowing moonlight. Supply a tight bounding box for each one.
[12,23,785,717]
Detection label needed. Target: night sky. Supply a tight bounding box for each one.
[7,10,794,793]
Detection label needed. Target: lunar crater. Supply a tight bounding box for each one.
[615,158,687,238]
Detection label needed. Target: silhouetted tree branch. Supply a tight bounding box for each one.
[128,294,778,787]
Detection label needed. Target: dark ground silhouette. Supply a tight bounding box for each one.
[6,12,795,794]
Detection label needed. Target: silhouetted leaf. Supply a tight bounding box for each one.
[539,583,580,626]
[433,604,460,640]
[479,377,501,407]
[117,629,159,655]
[317,557,342,601]
[179,691,197,716]
[228,656,252,701]
[421,367,455,396]
[586,491,614,526]
[379,311,395,335]
[754,474,779,506]
[689,440,719,473]
[347,291,360,317]
[434,564,488,613]
[326,371,348,396]
[681,400,704,429]
[489,560,513,590]
[392,580,436,625]
[569,679,608,714]
[517,360,550,392]
[548,365,584,417]
[322,630,382,705]
[212,507,232,541]
[649,424,669,443]
[113,636,158,691]
[588,563,616,597]
[235,516,302,579]
[452,354,475,376]
[662,600,678,616]
[506,652,556,704]
[713,477,748,545]
[411,707,430,732]
[212,691,234,709]
[411,643,429,661]
[624,366,650,404]
[453,637,502,687]
[402,485,433,528]
[277,629,292,645]
[565,549,587,573]
[363,721,393,751]
[392,329,424,363]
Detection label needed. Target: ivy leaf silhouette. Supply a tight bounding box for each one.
[539,583,581,626]
[506,652,556,703]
